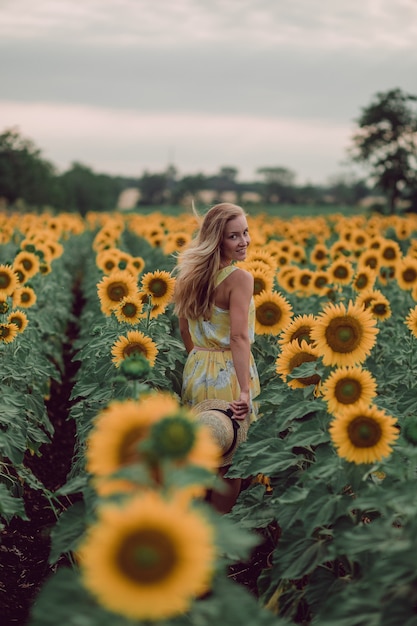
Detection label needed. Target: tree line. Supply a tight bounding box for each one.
[1,88,416,215]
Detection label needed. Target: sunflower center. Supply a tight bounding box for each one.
[256,302,281,326]
[325,316,362,353]
[372,303,388,316]
[21,291,31,303]
[149,279,168,297]
[347,416,382,448]
[315,276,327,288]
[382,247,396,261]
[119,427,147,465]
[149,416,196,459]
[355,274,368,289]
[118,529,177,584]
[122,303,138,318]
[22,258,34,271]
[108,282,129,302]
[0,325,11,338]
[253,278,266,295]
[402,268,417,283]
[334,266,348,279]
[335,378,361,404]
[9,315,22,329]
[289,353,320,385]
[0,272,11,289]
[292,326,312,345]
[123,343,148,359]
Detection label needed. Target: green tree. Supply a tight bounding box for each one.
[350,88,417,213]
[0,127,59,207]
[256,166,296,203]
[58,162,126,214]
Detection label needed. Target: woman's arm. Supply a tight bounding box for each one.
[179,317,194,354]
[228,269,253,418]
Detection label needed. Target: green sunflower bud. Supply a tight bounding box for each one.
[146,414,196,460]
[120,354,151,379]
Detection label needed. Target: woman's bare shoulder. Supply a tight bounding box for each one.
[229,267,253,287]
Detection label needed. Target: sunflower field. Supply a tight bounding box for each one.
[2,208,417,626]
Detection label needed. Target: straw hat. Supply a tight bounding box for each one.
[192,399,250,466]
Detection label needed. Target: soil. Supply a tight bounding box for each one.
[0,292,275,626]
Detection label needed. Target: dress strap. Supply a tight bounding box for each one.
[215,265,238,287]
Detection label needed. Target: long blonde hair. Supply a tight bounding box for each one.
[173,203,246,320]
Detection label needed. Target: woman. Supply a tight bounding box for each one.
[173,203,260,512]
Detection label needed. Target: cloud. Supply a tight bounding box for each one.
[0,100,354,182]
[2,0,417,50]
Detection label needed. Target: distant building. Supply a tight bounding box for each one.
[117,188,141,211]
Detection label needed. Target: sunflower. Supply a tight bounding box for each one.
[327,259,355,286]
[111,330,158,367]
[12,286,37,308]
[145,412,220,471]
[97,270,139,315]
[405,306,417,338]
[276,267,298,293]
[379,239,402,266]
[276,339,321,389]
[359,250,380,271]
[352,266,377,292]
[7,310,29,333]
[114,295,144,325]
[13,251,40,280]
[141,270,176,307]
[329,402,399,464]
[310,243,329,268]
[396,256,417,291]
[254,290,293,335]
[292,268,314,294]
[355,288,386,312]
[86,395,178,486]
[367,294,392,321]
[244,265,274,296]
[278,313,317,347]
[127,256,146,276]
[310,300,378,367]
[77,491,215,621]
[96,248,121,274]
[0,322,19,343]
[310,270,330,296]
[138,292,168,319]
[0,264,19,298]
[245,248,277,272]
[163,231,192,255]
[322,366,377,416]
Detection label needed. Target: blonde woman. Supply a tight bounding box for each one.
[174,203,260,512]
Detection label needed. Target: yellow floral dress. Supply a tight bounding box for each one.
[182,266,260,421]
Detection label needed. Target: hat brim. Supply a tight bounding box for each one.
[192,399,250,466]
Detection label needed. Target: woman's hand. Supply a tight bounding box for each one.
[229,391,250,420]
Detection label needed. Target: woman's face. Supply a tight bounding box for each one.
[221,214,250,265]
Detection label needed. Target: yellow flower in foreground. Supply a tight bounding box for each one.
[111,330,158,367]
[7,310,29,333]
[310,300,378,367]
[13,251,40,280]
[322,366,377,416]
[114,295,144,324]
[329,402,399,464]
[141,270,176,307]
[0,322,19,343]
[0,264,19,298]
[97,270,139,315]
[77,492,215,620]
[279,313,317,347]
[12,286,37,308]
[405,306,417,339]
[254,290,293,335]
[276,340,321,389]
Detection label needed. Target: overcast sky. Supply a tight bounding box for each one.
[1,0,417,184]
